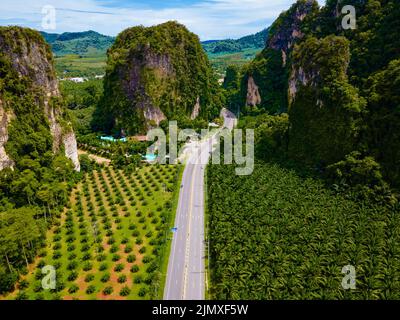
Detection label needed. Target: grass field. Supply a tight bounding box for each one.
[207,48,261,75]
[6,164,180,300]
[55,54,107,78]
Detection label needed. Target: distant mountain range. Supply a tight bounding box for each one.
[40,30,115,56]
[41,28,269,57]
[202,29,269,54]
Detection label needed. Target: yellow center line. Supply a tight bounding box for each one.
[182,162,197,299]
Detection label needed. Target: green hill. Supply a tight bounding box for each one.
[94,21,223,135]
[40,29,269,76]
[40,30,115,57]
[202,28,268,54]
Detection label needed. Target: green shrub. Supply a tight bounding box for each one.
[114,264,124,272]
[112,254,121,262]
[139,247,146,254]
[85,274,95,282]
[68,272,78,281]
[67,261,78,270]
[86,285,96,294]
[0,271,17,294]
[83,262,93,271]
[101,273,110,283]
[133,275,142,284]
[68,284,79,294]
[15,291,28,300]
[103,286,113,295]
[99,263,108,271]
[18,279,29,290]
[119,286,131,297]
[142,256,152,264]
[138,287,147,297]
[97,254,106,262]
[127,254,136,263]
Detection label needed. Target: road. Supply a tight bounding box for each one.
[164,108,236,300]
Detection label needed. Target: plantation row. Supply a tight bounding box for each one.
[7,164,179,300]
[207,162,400,299]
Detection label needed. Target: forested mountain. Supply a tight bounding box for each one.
[40,30,115,56]
[41,29,268,57]
[94,21,224,135]
[226,0,400,192]
[0,27,80,293]
[210,0,400,300]
[202,28,269,54]
[39,29,268,78]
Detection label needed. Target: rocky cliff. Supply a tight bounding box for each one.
[246,76,261,107]
[288,35,365,165]
[0,100,14,170]
[96,21,222,134]
[0,27,80,171]
[268,0,317,57]
[240,0,318,113]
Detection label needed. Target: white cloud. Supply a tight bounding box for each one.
[0,0,324,39]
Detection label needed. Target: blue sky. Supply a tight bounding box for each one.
[0,0,325,40]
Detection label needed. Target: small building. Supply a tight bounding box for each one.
[132,135,148,142]
[69,77,87,83]
[100,136,127,143]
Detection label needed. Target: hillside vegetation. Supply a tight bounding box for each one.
[0,26,80,293]
[208,0,400,300]
[41,29,268,77]
[94,21,224,135]
[41,31,115,57]
[225,0,400,192]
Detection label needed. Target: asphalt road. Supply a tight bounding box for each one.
[164,108,236,300]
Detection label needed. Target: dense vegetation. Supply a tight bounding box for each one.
[224,0,400,193]
[207,162,400,299]
[208,0,400,300]
[41,31,115,57]
[0,27,79,293]
[2,164,180,300]
[202,29,268,54]
[60,79,103,135]
[55,54,106,78]
[40,31,112,78]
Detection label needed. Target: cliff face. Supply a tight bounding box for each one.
[241,0,318,113]
[288,35,365,165]
[0,101,14,170]
[98,21,221,134]
[190,96,201,120]
[120,45,170,125]
[0,27,80,171]
[268,0,317,56]
[246,76,261,107]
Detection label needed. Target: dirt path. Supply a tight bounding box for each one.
[78,150,111,166]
